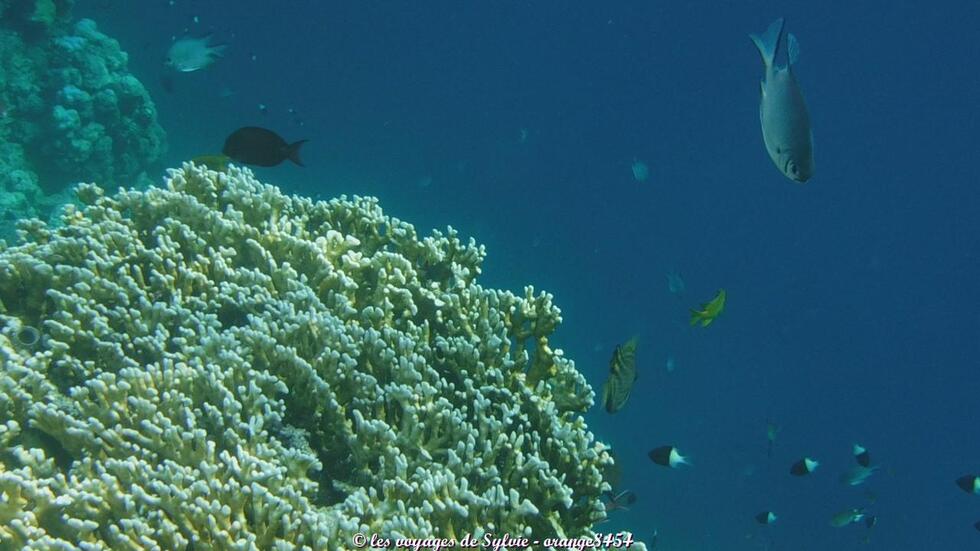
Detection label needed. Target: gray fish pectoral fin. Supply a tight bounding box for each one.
[787,33,800,65]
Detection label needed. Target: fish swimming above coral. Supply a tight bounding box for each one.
[690,289,726,327]
[601,338,638,413]
[750,18,814,183]
[223,127,308,167]
[189,154,232,172]
[166,34,227,72]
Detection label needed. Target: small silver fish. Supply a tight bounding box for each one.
[829,508,865,528]
[631,158,649,182]
[166,34,227,72]
[750,18,814,182]
[840,464,879,486]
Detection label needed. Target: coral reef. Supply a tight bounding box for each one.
[0,2,166,240]
[0,0,74,29]
[0,164,615,549]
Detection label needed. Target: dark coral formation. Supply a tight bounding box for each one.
[0,0,167,239]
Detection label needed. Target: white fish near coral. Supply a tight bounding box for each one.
[631,158,649,182]
[166,34,227,72]
[665,355,676,373]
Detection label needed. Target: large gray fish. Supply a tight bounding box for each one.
[750,18,814,182]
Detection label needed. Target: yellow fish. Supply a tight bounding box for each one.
[690,289,726,327]
[190,154,232,172]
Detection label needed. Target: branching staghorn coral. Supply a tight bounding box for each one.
[0,163,617,550]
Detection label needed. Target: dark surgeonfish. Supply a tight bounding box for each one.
[600,338,638,413]
[222,127,308,167]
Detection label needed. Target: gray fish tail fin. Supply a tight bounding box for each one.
[287,139,308,166]
[749,17,785,69]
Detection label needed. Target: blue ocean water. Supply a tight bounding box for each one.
[73,1,980,549]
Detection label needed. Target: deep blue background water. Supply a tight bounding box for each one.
[76,1,980,549]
